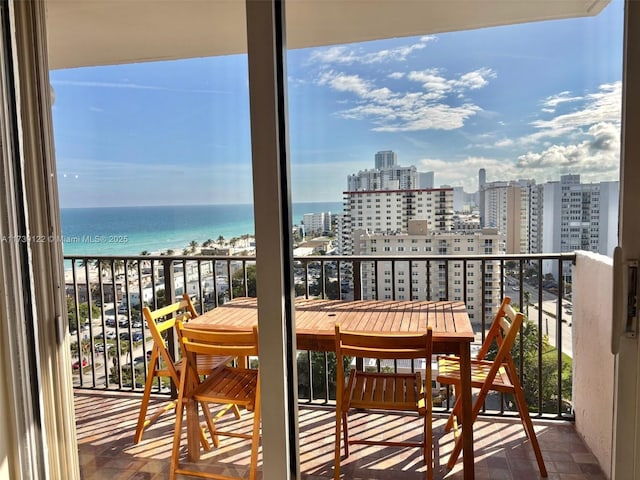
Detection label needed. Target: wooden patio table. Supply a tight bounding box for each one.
[189,297,476,479]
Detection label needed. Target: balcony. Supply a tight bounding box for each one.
[74,390,605,479]
[66,251,614,479]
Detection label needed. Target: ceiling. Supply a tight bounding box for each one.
[45,0,611,70]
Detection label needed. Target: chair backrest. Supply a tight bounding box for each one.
[334,324,433,410]
[476,296,524,366]
[143,298,194,381]
[177,322,259,361]
[335,325,433,361]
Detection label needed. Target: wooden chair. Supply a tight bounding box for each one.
[334,324,434,480]
[437,297,547,477]
[170,322,261,480]
[133,295,237,444]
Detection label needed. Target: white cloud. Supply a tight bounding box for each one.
[540,90,583,113]
[416,156,520,189]
[523,81,621,144]
[517,121,620,175]
[52,79,229,95]
[308,36,435,65]
[456,68,496,90]
[406,67,496,98]
[317,71,372,97]
[317,67,494,132]
[494,138,514,148]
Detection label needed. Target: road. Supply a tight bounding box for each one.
[505,277,573,357]
[71,302,153,388]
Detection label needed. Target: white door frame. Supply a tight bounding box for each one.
[612,1,640,478]
[0,1,79,479]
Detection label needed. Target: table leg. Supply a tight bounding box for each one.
[186,397,201,462]
[459,343,474,479]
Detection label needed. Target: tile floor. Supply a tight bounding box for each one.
[75,390,606,480]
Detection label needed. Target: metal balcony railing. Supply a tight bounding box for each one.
[65,252,576,421]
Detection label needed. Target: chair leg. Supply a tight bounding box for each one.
[342,411,350,458]
[169,387,186,480]
[447,384,490,469]
[334,405,342,480]
[444,388,461,433]
[133,363,158,444]
[249,389,262,480]
[512,388,548,477]
[424,412,433,480]
[198,401,214,450]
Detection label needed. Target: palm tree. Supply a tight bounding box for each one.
[189,240,199,253]
[113,259,124,275]
[217,235,225,246]
[92,258,113,280]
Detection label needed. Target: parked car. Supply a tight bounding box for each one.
[131,320,142,329]
[72,358,88,369]
[95,343,104,353]
[105,318,116,327]
[132,332,144,342]
[119,332,130,340]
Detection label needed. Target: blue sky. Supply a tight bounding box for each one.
[51,0,623,208]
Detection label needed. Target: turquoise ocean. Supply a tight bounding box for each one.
[61,202,343,256]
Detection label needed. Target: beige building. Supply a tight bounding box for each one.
[353,221,505,324]
[482,180,532,254]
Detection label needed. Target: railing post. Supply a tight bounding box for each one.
[163,258,179,398]
[352,260,362,301]
[352,260,363,372]
[164,258,175,304]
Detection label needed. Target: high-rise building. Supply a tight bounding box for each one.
[353,221,504,324]
[347,165,417,191]
[340,188,454,255]
[478,168,487,227]
[374,150,398,169]
[302,212,332,236]
[481,179,533,254]
[537,174,619,277]
[418,171,434,189]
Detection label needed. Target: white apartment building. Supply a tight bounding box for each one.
[302,211,332,236]
[340,187,454,254]
[539,174,619,277]
[353,222,504,324]
[347,165,418,191]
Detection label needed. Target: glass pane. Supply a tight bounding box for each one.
[49,0,257,451]
[287,0,622,475]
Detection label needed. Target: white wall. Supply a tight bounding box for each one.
[573,251,614,478]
